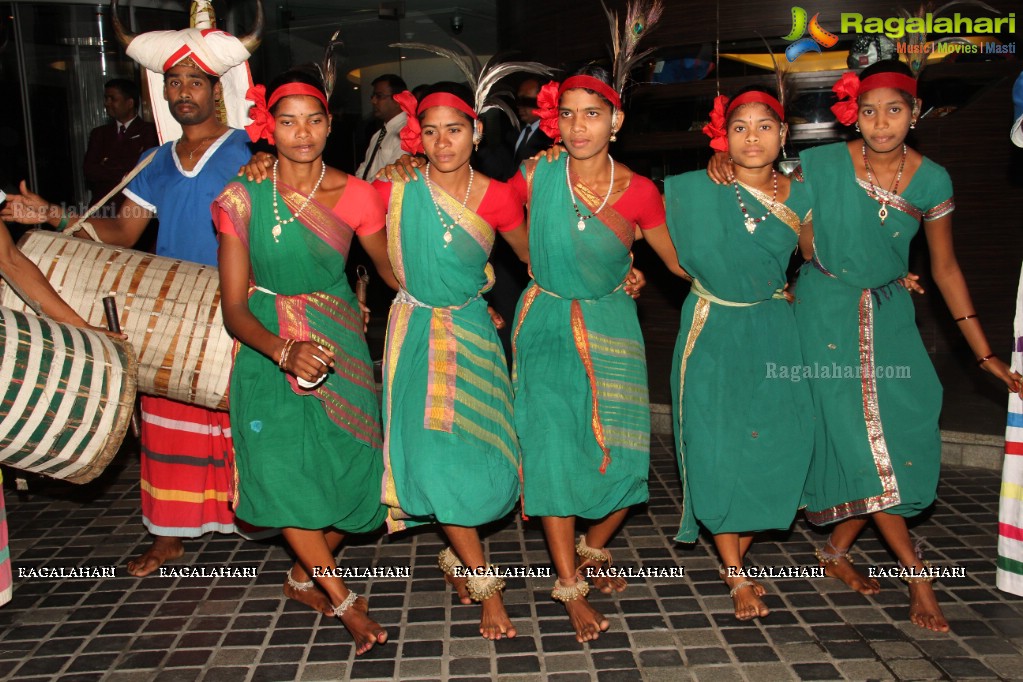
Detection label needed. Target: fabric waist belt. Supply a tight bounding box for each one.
[393,287,480,311]
[534,278,627,302]
[691,279,785,307]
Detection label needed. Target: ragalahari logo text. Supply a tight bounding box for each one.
[783,6,839,62]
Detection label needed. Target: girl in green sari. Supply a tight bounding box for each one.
[665,87,813,621]
[215,70,397,655]
[795,60,1020,632]
[512,63,684,642]
[377,83,530,640]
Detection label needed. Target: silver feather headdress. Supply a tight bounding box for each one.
[604,0,664,97]
[389,39,553,127]
[314,29,345,103]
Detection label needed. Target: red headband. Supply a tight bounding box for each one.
[702,92,785,151]
[395,91,479,156]
[725,91,785,122]
[416,92,478,120]
[267,83,329,112]
[532,77,623,143]
[830,71,918,126]
[245,83,329,144]
[559,76,622,109]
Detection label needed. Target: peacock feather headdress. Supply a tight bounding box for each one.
[604,0,664,98]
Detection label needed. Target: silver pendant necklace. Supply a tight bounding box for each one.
[425,162,474,247]
[271,159,327,243]
[566,155,615,231]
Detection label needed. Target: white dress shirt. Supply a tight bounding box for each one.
[355,112,409,180]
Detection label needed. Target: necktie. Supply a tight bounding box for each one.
[514,126,531,155]
[361,128,387,180]
[117,124,126,141]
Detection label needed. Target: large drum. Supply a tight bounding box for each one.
[0,231,232,410]
[0,305,137,483]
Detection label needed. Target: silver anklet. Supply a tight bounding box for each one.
[287,567,314,591]
[332,591,359,618]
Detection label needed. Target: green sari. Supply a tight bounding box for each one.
[796,142,955,524]
[513,157,650,519]
[380,174,520,533]
[665,172,814,543]
[214,178,386,532]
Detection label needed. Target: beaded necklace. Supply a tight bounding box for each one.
[861,142,907,225]
[566,155,615,231]
[733,169,778,234]
[271,159,327,243]
[424,162,474,247]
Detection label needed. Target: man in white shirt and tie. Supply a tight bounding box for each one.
[356,74,409,180]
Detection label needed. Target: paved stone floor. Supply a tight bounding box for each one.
[2,434,1023,681]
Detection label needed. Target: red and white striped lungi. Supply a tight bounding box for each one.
[140,396,248,537]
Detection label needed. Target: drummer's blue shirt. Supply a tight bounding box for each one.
[124,129,251,266]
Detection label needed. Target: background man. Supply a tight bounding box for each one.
[355,74,409,180]
[83,79,158,210]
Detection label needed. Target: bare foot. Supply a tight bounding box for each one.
[338,597,388,655]
[563,597,609,643]
[579,559,627,594]
[283,568,333,616]
[127,536,184,577]
[479,594,516,640]
[445,572,471,605]
[908,582,949,632]
[822,557,880,595]
[724,578,769,621]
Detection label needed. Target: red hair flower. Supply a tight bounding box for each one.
[534,80,562,142]
[393,90,424,155]
[245,84,275,144]
[829,71,861,126]
[702,95,730,152]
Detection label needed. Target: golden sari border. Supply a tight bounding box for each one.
[569,168,634,249]
[511,283,542,384]
[215,182,252,249]
[278,183,354,256]
[570,300,612,474]
[386,182,408,288]
[855,178,923,221]
[432,183,495,255]
[924,196,955,221]
[738,181,801,235]
[805,289,901,526]
[675,297,710,541]
[424,309,458,433]
[381,303,414,532]
[523,159,538,214]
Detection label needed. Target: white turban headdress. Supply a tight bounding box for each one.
[113,0,263,144]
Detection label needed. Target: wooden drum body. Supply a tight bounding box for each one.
[0,305,137,483]
[0,231,232,410]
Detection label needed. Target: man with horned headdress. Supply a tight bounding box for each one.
[2,0,266,577]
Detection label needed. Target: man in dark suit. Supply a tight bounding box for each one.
[483,77,556,358]
[508,78,554,175]
[83,79,158,211]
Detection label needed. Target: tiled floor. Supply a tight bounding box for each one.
[2,434,1023,681]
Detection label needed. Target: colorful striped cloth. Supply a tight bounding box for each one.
[140,396,263,537]
[0,470,11,606]
[997,265,1023,596]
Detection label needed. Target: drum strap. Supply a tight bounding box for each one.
[0,264,43,315]
[64,148,159,242]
